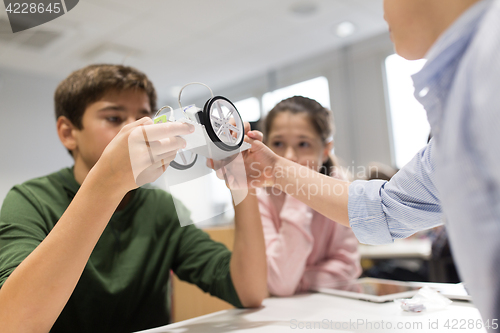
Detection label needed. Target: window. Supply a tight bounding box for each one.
[234,97,261,122]
[385,54,430,169]
[262,76,330,115]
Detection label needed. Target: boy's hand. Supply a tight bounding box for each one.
[207,122,253,189]
[95,117,194,194]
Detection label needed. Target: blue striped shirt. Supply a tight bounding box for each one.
[348,0,500,325]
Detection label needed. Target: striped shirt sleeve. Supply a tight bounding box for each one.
[348,140,443,245]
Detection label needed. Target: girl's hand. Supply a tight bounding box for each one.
[243,131,280,188]
[207,122,280,189]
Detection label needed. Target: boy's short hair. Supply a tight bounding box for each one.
[55,64,157,129]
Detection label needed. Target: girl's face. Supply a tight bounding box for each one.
[266,112,331,172]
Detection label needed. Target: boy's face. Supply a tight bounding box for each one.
[72,89,152,174]
[383,0,436,60]
[383,0,481,60]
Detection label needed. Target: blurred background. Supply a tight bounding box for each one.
[0,0,431,204]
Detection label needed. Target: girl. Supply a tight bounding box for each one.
[257,96,361,296]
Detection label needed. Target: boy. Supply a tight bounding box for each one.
[244,0,500,328]
[0,64,267,332]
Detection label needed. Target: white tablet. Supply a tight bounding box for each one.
[313,278,422,303]
[408,282,471,301]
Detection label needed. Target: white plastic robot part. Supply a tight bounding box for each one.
[177,118,250,160]
[177,118,208,151]
[179,104,250,159]
[154,104,250,162]
[182,105,202,123]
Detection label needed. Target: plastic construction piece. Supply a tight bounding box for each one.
[153,83,250,170]
[154,105,197,170]
[395,286,452,313]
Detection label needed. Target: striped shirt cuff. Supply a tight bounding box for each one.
[348,180,394,245]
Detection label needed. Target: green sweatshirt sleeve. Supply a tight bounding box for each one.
[0,185,50,288]
[171,223,243,308]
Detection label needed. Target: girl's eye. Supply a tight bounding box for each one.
[271,141,283,148]
[107,116,122,123]
[299,141,310,148]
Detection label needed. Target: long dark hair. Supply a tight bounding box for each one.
[263,96,337,176]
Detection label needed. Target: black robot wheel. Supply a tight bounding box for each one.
[203,96,244,152]
[169,150,198,170]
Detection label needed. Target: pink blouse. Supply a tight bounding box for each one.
[257,187,362,296]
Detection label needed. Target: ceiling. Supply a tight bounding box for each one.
[0,0,387,101]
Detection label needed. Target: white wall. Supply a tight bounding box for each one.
[211,32,396,176]
[0,67,73,203]
[0,32,395,205]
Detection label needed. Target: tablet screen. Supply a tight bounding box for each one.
[332,279,421,296]
[315,278,422,302]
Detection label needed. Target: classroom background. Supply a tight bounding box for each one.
[0,0,442,322]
